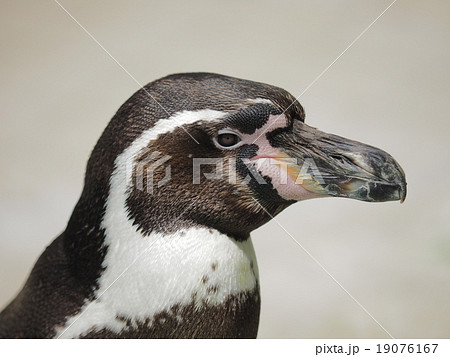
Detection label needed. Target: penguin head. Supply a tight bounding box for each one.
[78,73,404,242]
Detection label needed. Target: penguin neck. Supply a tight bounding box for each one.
[99,152,260,290]
[62,146,260,304]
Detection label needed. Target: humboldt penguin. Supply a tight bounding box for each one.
[0,73,406,338]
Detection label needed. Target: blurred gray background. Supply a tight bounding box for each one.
[1,0,449,338]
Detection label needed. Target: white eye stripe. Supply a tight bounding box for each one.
[55,108,258,338]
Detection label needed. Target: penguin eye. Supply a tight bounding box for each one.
[215,131,241,149]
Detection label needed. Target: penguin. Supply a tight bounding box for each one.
[0,73,406,338]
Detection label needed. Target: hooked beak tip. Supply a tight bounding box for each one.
[399,182,407,204]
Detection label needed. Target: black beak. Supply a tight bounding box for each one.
[270,120,407,203]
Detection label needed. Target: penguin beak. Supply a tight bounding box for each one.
[272,120,407,203]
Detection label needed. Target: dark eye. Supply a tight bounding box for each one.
[216,133,241,148]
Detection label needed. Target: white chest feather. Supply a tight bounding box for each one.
[55,227,258,338]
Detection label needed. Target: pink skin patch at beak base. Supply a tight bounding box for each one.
[245,114,324,201]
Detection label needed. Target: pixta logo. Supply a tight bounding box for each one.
[131,150,325,194]
[133,149,172,195]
